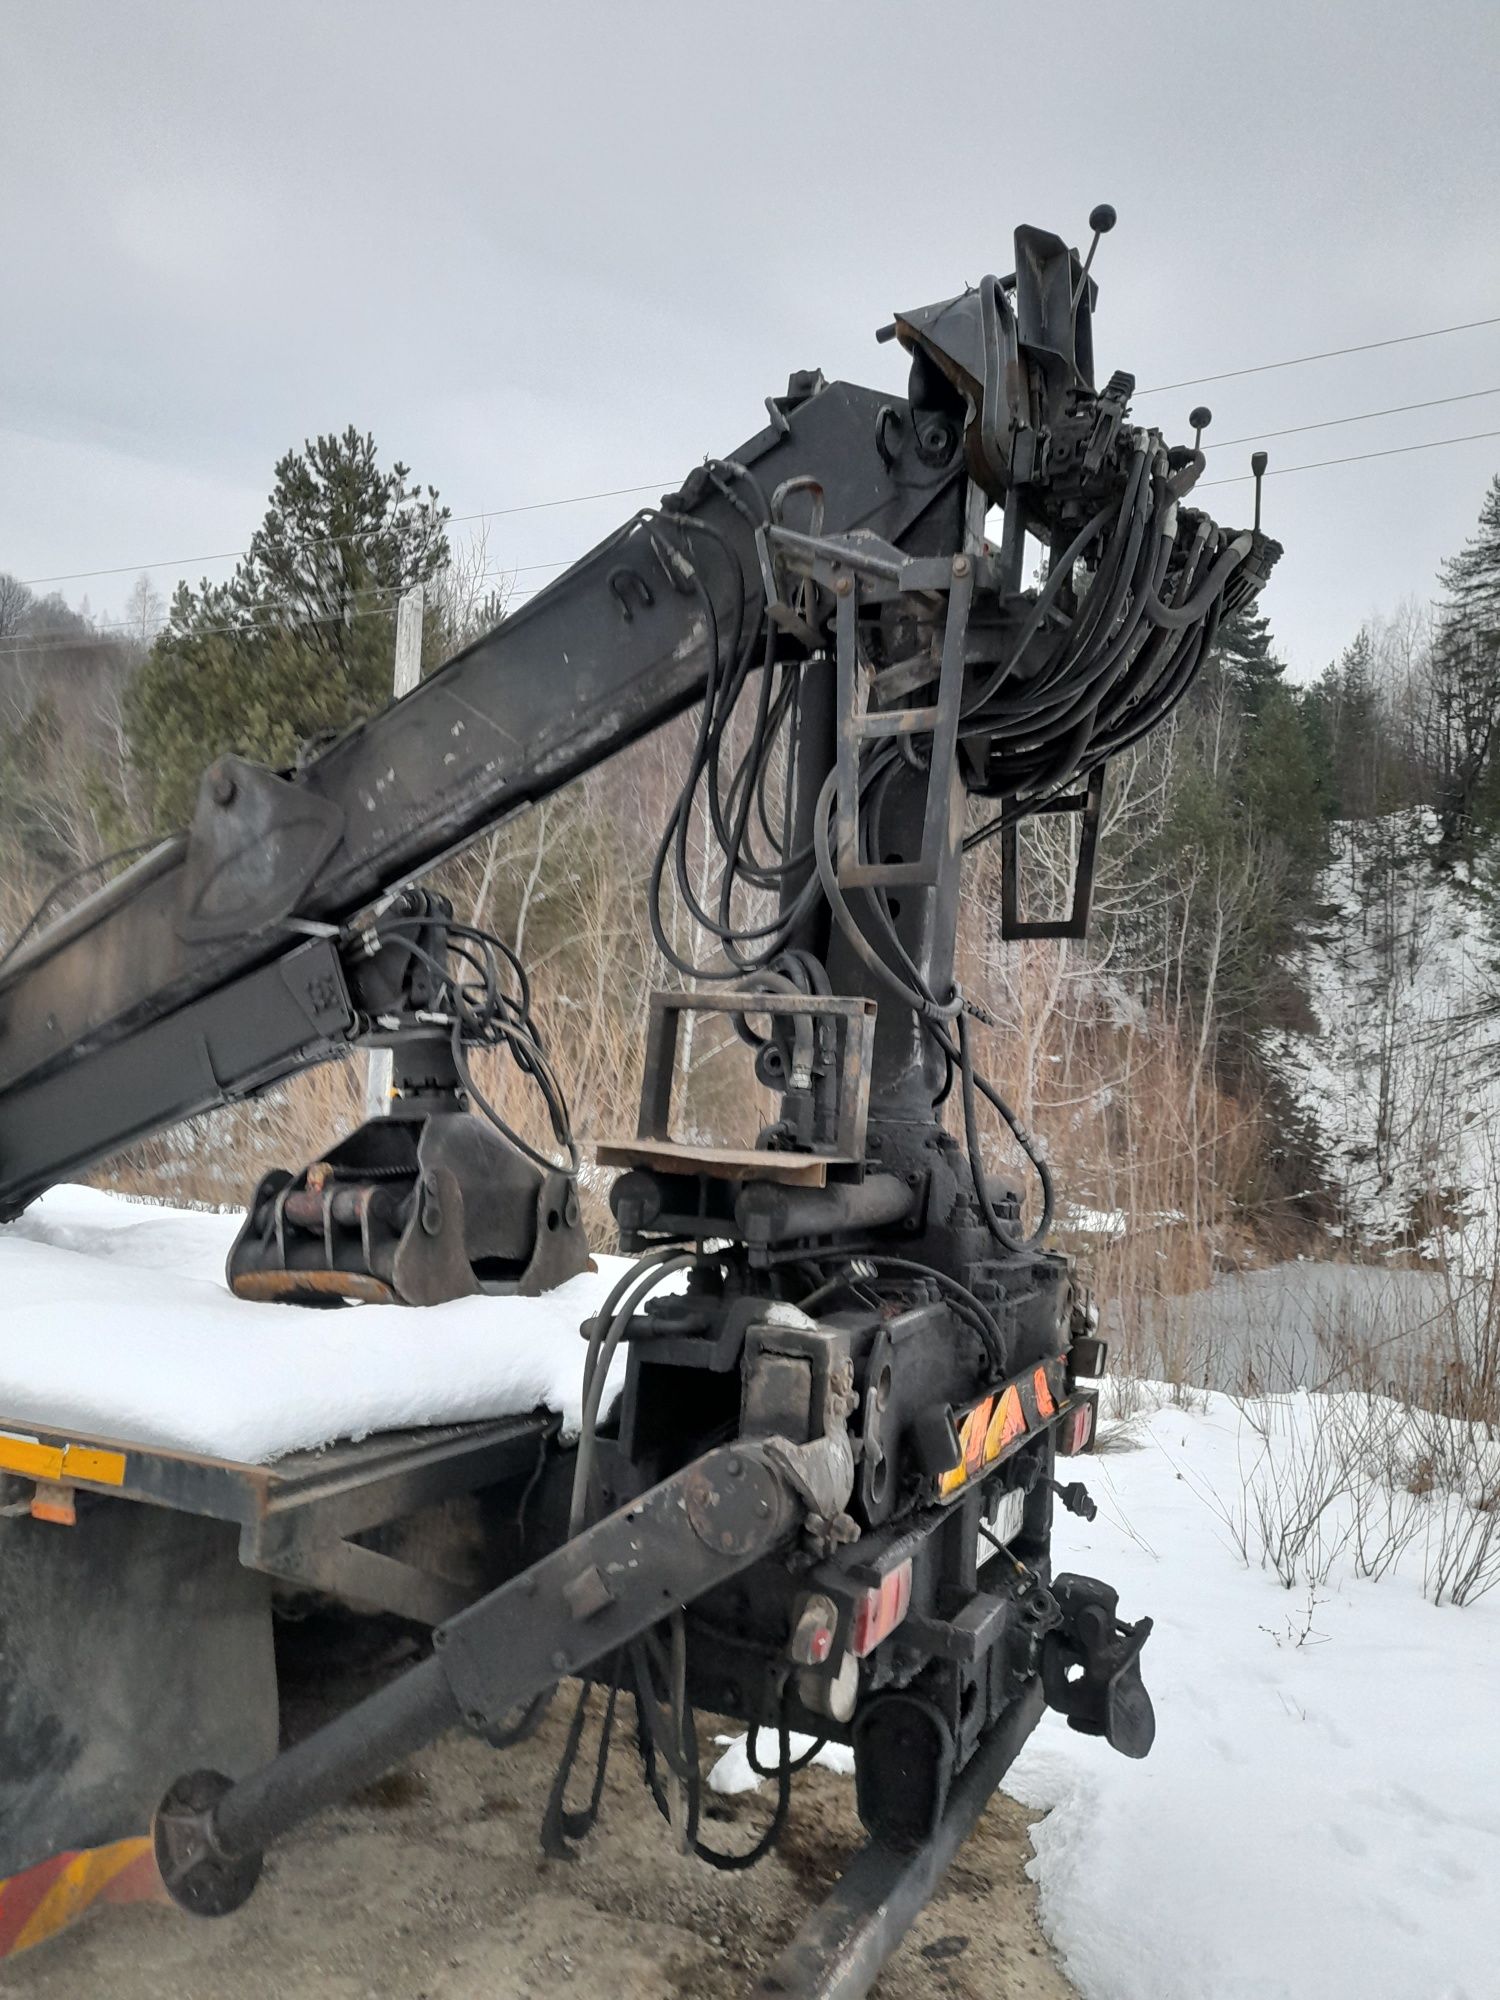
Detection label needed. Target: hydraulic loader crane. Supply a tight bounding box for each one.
[0,211,1277,1991]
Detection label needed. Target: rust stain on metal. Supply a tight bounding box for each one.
[229,1270,396,1305]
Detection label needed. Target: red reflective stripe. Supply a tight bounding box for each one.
[0,1856,68,1956]
[0,1838,161,1959]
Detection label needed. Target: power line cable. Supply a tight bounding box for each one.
[1205,385,1500,451]
[11,423,1500,653]
[15,480,673,589]
[0,580,417,658]
[1198,426,1500,488]
[1135,314,1500,397]
[14,308,1500,584]
[1,554,573,656]
[17,315,1500,586]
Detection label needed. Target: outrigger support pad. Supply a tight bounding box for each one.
[153,1770,263,1919]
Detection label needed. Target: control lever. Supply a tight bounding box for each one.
[1071,202,1118,311]
[1252,449,1269,532]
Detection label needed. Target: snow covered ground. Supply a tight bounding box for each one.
[727,1389,1500,2000]
[1007,1391,1499,2000]
[0,1185,644,1460]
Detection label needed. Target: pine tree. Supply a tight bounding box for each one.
[1304,629,1390,820]
[1439,473,1500,633]
[1206,605,1284,721]
[126,430,451,828]
[1426,473,1500,845]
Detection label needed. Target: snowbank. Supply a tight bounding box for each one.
[708,1732,853,1795]
[0,1185,649,1462]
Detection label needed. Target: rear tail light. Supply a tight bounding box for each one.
[851,1560,912,1656]
[1057,1391,1098,1457]
[1070,1334,1109,1379]
[789,1593,839,1666]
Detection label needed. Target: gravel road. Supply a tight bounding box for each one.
[3,1633,1078,2000]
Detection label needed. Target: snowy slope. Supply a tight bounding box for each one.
[1269,810,1500,1254]
[1,1185,648,1461]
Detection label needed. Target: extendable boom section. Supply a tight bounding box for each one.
[0,378,958,1215]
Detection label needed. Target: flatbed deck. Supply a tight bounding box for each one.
[0,1409,554,1625]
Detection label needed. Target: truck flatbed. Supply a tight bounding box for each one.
[0,1407,559,1887]
[2,1408,554,1625]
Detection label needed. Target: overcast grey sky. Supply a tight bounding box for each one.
[4,0,1498,676]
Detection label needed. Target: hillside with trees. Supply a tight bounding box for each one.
[8,450,1500,1300]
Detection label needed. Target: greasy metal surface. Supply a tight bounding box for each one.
[633,987,876,1168]
[753,1677,1047,2000]
[0,1411,548,1630]
[593,1140,831,1187]
[0,939,356,1220]
[228,1106,589,1309]
[0,1412,549,1530]
[229,1269,397,1305]
[153,1768,263,1918]
[438,1440,801,1726]
[0,380,948,1156]
[682,1454,786,1559]
[191,1440,811,1869]
[238,1515,472,1626]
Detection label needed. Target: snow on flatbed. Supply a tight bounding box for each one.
[1,1185,639,1463]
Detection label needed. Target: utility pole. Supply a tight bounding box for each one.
[363,585,425,1120]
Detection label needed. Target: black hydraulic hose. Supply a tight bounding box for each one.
[962,501,1116,715]
[570,1248,700,1535]
[1144,532,1251,628]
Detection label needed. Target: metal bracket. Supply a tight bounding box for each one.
[597,987,876,1182]
[1000,762,1107,941]
[765,524,974,894]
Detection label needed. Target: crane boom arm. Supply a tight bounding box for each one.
[0,375,955,1214]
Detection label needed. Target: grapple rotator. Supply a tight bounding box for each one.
[227,887,590,1304]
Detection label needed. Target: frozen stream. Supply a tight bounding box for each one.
[1103,1259,1489,1394]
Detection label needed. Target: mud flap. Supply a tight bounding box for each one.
[0,1496,278,1885]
